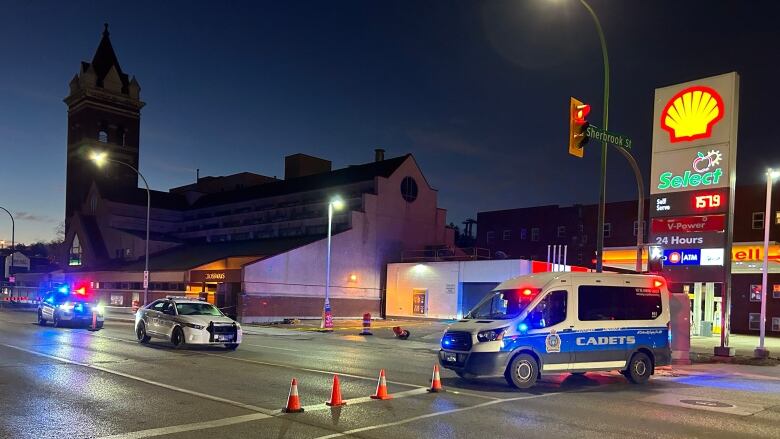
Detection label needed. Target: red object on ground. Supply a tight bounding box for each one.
[283,378,304,413]
[392,326,410,340]
[370,369,392,400]
[326,374,347,407]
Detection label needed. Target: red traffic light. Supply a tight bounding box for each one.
[573,104,590,124]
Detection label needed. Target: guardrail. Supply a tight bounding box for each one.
[401,247,491,262]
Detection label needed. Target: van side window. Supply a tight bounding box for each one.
[578,286,662,321]
[527,290,567,329]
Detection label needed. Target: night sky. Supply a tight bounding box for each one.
[2,0,779,243]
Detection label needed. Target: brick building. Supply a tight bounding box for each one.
[477,184,780,336]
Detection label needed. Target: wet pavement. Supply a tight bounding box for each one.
[1,309,779,438]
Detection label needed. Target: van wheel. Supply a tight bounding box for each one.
[38,311,47,326]
[225,343,239,350]
[625,352,652,384]
[171,327,185,349]
[53,313,62,328]
[505,354,539,389]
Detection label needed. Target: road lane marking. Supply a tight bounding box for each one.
[243,343,298,352]
[288,388,430,414]
[94,413,270,439]
[199,351,428,389]
[311,392,562,439]
[0,343,275,415]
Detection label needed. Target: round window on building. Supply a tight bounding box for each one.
[400,176,418,203]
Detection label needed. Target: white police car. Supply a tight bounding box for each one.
[440,272,671,389]
[135,297,242,349]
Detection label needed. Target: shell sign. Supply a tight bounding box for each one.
[660,86,725,143]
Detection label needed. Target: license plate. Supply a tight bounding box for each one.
[216,335,234,342]
[443,352,457,362]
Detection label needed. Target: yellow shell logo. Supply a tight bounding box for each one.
[661,86,724,143]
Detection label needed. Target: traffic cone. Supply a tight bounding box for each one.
[282,378,304,413]
[370,369,392,400]
[427,364,443,393]
[326,374,347,407]
[89,311,98,331]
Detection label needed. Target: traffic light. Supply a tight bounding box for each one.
[647,245,664,273]
[569,97,590,158]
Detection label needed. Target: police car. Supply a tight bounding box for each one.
[135,297,242,349]
[37,286,104,329]
[439,272,671,389]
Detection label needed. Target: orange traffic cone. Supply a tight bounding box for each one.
[370,369,392,400]
[427,364,443,393]
[326,374,347,407]
[282,378,304,413]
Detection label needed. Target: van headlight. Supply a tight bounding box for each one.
[182,322,205,330]
[477,327,507,342]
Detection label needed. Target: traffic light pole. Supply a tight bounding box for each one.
[611,146,644,273]
[579,0,610,273]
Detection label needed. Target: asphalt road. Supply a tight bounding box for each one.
[1,310,779,439]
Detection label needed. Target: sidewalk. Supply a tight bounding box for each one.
[691,333,780,361]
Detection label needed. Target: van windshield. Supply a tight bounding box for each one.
[465,289,537,320]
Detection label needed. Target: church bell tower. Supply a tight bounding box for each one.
[64,24,145,229]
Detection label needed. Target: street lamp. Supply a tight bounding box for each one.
[321,196,345,331]
[90,151,152,305]
[0,207,14,293]
[755,168,779,358]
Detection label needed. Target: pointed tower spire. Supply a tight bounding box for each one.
[103,22,109,38]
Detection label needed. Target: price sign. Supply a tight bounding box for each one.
[652,188,728,217]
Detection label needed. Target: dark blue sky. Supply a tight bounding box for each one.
[2,0,779,243]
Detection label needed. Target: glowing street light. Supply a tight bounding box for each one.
[90,151,152,306]
[321,196,345,331]
[756,168,778,358]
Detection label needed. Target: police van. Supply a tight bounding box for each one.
[439,272,671,389]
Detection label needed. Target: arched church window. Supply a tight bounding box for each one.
[69,235,83,266]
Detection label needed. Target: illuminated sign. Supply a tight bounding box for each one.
[651,215,725,233]
[205,272,226,280]
[657,149,723,190]
[652,189,729,217]
[701,248,725,266]
[661,86,724,143]
[652,232,725,248]
[694,193,722,209]
[663,249,700,265]
[662,248,724,266]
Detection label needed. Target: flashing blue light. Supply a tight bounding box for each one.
[518,323,528,332]
[58,286,69,293]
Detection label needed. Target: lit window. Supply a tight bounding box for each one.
[749,313,761,331]
[603,223,612,238]
[520,228,527,240]
[69,235,82,266]
[503,230,511,241]
[633,220,646,237]
[772,317,780,332]
[775,211,780,225]
[557,226,566,238]
[531,228,540,242]
[98,130,108,143]
[752,212,764,230]
[486,231,495,244]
